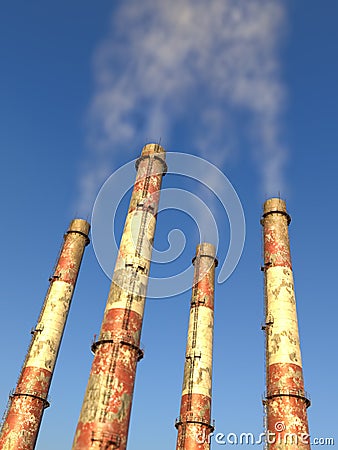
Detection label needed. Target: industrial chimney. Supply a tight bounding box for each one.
[175,243,217,450]
[0,219,90,450]
[261,198,310,449]
[72,143,167,450]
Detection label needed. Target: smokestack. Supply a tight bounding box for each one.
[261,198,310,449]
[175,243,217,450]
[0,219,90,450]
[72,143,167,450]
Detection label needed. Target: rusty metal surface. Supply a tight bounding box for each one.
[72,144,166,450]
[0,219,90,450]
[176,243,217,450]
[261,198,310,449]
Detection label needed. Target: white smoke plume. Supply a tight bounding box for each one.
[77,0,287,215]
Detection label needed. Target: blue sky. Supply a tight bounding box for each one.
[1,1,338,449]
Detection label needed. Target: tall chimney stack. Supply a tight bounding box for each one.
[72,143,167,450]
[175,243,217,450]
[0,219,90,450]
[261,198,310,449]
